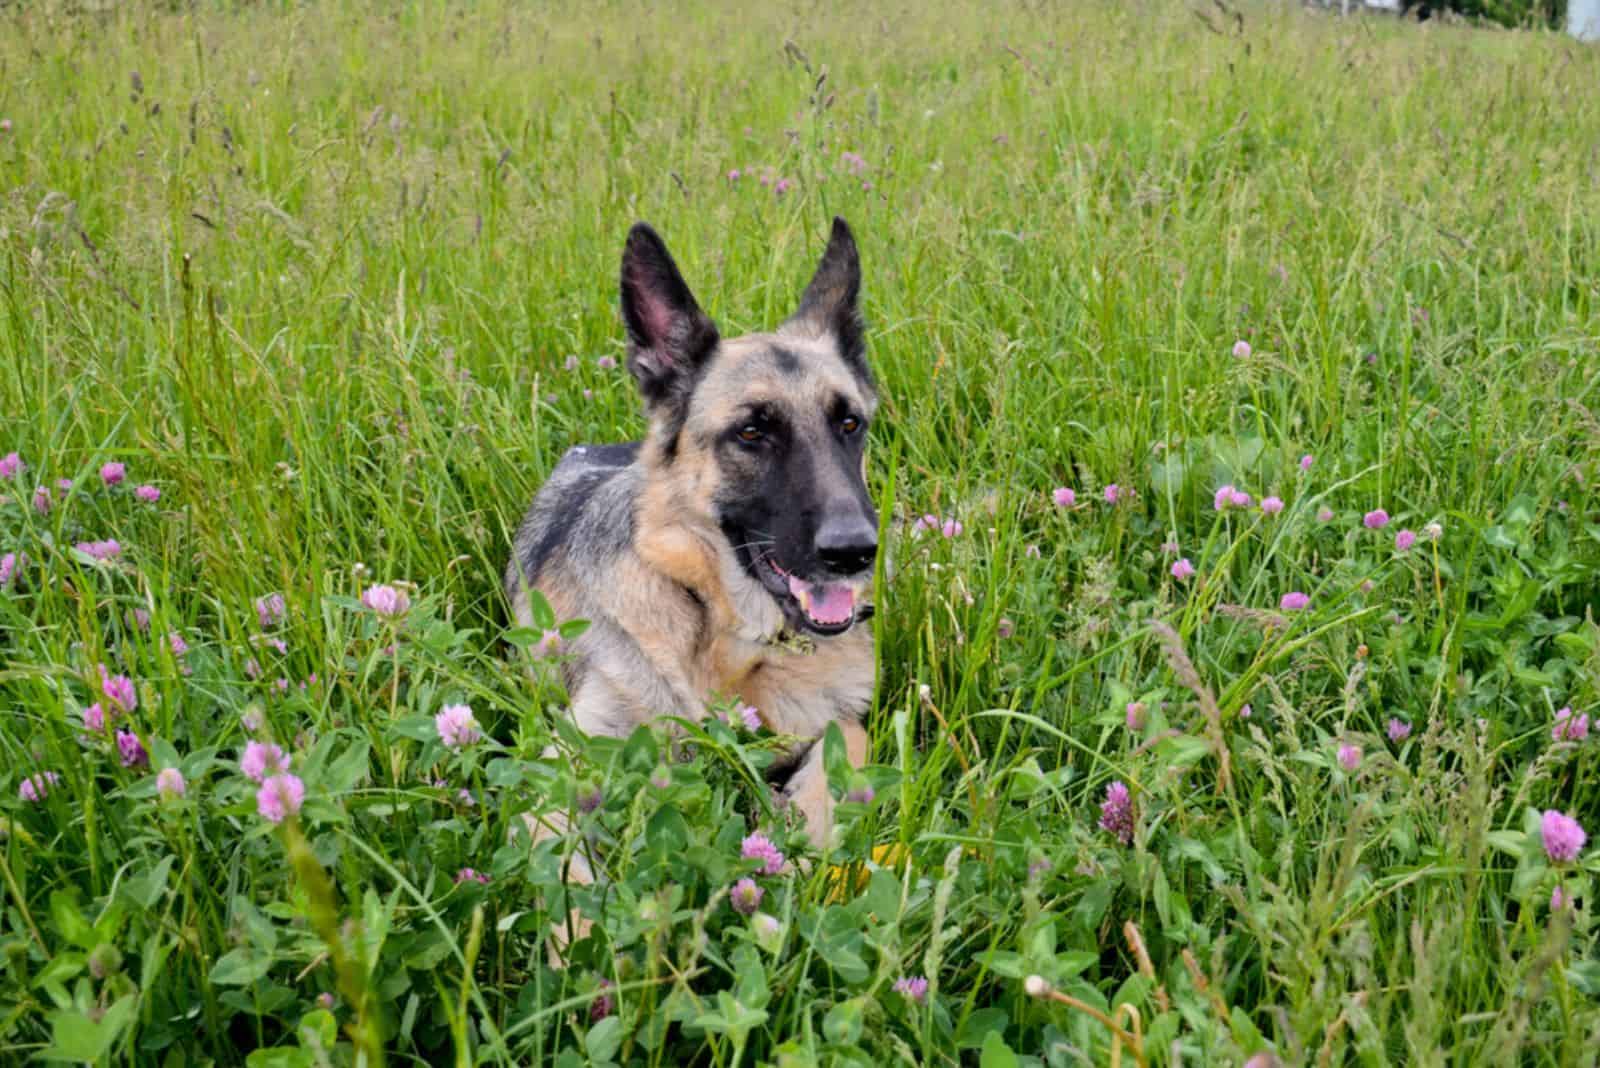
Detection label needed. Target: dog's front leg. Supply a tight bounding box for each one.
[529,677,637,965]
[783,715,869,852]
[522,799,596,965]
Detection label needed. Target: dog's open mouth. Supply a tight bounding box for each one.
[720,521,871,636]
[766,558,859,634]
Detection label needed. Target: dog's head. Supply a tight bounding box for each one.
[621,218,878,637]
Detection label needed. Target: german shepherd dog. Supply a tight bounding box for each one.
[505,217,878,879]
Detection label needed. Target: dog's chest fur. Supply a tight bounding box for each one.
[628,488,875,740]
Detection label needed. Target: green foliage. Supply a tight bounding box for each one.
[1432,0,1566,30]
[2,0,1600,1064]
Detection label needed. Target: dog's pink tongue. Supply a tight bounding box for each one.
[787,575,856,625]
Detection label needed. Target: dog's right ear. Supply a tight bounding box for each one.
[620,223,720,410]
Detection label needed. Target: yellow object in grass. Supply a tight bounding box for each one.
[824,843,912,903]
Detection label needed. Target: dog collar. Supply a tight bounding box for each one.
[761,605,872,655]
[762,629,817,656]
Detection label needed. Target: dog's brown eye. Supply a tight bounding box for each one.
[840,416,861,435]
[737,425,763,443]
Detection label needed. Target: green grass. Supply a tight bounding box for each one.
[3,0,1600,1063]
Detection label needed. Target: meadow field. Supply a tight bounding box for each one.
[2,0,1599,1063]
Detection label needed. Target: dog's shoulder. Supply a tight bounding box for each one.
[506,441,643,596]
[561,442,642,471]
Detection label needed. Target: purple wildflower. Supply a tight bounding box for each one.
[83,703,106,732]
[256,773,305,823]
[99,462,126,486]
[735,704,762,731]
[1103,484,1122,504]
[1098,781,1134,845]
[1553,707,1589,743]
[19,771,60,802]
[1125,702,1145,731]
[31,486,50,514]
[1395,529,1417,552]
[75,539,122,561]
[100,667,137,713]
[435,704,481,749]
[1386,718,1412,743]
[741,832,786,876]
[1363,509,1390,529]
[360,583,410,619]
[1299,454,1314,472]
[1279,591,1310,612]
[596,355,618,371]
[454,868,490,885]
[156,767,186,800]
[1231,340,1251,359]
[0,551,23,587]
[255,593,287,628]
[1260,496,1284,515]
[1170,557,1196,582]
[1317,507,1335,523]
[590,980,614,1021]
[894,976,930,1003]
[134,485,161,503]
[1541,810,1587,863]
[1337,743,1362,772]
[730,877,764,915]
[940,517,963,538]
[240,741,290,783]
[117,730,148,769]
[0,452,21,478]
[1052,487,1075,507]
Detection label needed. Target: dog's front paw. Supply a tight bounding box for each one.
[545,906,593,970]
[783,779,840,854]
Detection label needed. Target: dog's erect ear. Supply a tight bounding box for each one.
[785,217,867,380]
[620,223,720,408]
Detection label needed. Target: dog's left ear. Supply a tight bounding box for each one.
[785,217,868,381]
[620,223,721,410]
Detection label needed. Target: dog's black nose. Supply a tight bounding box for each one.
[815,513,878,576]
